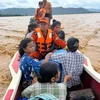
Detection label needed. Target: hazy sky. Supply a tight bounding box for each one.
[0,0,100,9]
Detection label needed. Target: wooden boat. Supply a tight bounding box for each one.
[3,51,100,100]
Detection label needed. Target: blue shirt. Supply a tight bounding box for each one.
[20,54,41,82]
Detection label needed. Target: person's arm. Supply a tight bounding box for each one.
[39,9,46,20]
[42,52,52,64]
[21,85,34,98]
[29,53,52,73]
[64,75,72,82]
[49,2,52,19]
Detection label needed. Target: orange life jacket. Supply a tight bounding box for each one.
[36,8,45,19]
[36,28,52,54]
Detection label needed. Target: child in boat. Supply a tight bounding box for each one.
[25,22,38,38]
[21,62,72,99]
[48,19,66,52]
[34,1,46,23]
[19,38,52,89]
[51,19,65,41]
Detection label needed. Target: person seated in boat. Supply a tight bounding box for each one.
[50,37,84,91]
[25,22,38,38]
[49,19,66,51]
[19,38,52,89]
[30,18,68,60]
[51,19,65,41]
[34,1,46,23]
[21,62,72,99]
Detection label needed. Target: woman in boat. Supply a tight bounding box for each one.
[34,1,46,23]
[21,62,72,99]
[51,37,84,89]
[19,38,52,89]
[51,19,65,41]
[49,19,66,51]
[50,37,84,99]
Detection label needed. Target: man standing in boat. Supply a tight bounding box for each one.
[34,1,46,23]
[43,0,52,24]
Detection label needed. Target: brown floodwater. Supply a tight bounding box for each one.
[0,14,100,99]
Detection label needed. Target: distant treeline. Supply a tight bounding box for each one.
[0,7,100,16]
[0,14,24,17]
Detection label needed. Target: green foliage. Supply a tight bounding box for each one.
[0,14,24,17]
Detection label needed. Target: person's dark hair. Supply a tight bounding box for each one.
[58,30,65,40]
[19,38,32,57]
[28,22,38,33]
[37,62,58,83]
[51,20,61,30]
[39,1,43,6]
[67,37,79,52]
[52,19,56,23]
